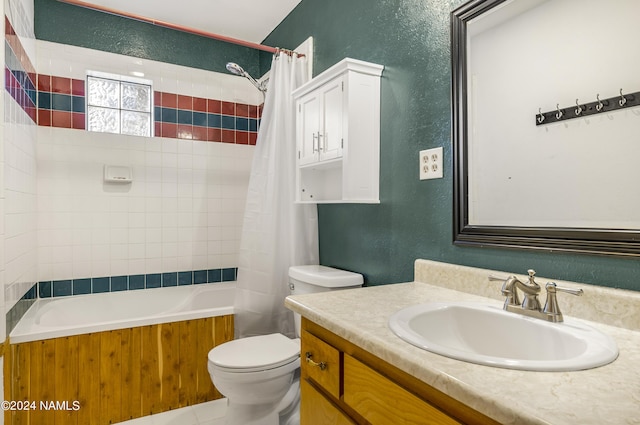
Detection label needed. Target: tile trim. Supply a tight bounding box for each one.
[5,15,261,145]
[37,267,238,298]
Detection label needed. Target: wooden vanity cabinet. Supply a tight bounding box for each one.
[300,318,501,425]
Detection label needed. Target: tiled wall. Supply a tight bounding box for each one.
[3,0,39,342]
[37,127,253,285]
[35,74,263,145]
[3,7,262,338]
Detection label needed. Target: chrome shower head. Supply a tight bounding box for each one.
[225,62,246,76]
[225,62,267,94]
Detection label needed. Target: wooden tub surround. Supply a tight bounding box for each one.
[4,315,233,425]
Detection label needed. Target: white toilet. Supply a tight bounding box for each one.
[207,265,364,425]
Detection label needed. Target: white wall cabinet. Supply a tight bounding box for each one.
[293,58,383,203]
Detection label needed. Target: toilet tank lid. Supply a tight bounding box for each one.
[289,265,363,288]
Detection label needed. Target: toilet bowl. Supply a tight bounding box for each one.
[207,265,363,425]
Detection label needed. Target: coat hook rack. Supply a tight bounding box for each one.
[535,89,639,126]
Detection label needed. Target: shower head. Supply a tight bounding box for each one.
[225,62,267,93]
[226,62,246,76]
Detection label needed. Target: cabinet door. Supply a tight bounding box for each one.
[297,92,321,166]
[319,76,344,162]
[301,379,355,425]
[344,354,462,425]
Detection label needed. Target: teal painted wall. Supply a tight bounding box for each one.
[263,0,640,290]
[34,0,262,76]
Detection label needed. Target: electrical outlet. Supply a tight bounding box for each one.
[419,147,443,180]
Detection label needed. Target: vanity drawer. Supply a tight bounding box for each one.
[301,329,341,399]
[343,354,462,425]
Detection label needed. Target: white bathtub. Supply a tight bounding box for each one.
[10,282,235,343]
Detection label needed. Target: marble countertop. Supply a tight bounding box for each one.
[285,262,640,425]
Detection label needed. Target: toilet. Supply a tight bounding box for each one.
[207,265,364,425]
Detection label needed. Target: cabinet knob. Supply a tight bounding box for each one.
[305,352,327,370]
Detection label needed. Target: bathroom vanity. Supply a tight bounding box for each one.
[286,260,640,425]
[300,317,498,424]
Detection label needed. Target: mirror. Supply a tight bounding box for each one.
[451,0,640,257]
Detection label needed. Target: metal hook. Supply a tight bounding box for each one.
[596,94,604,112]
[555,103,563,120]
[537,108,545,124]
[619,89,627,107]
[574,99,582,116]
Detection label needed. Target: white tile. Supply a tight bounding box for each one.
[192,399,228,423]
[149,407,198,425]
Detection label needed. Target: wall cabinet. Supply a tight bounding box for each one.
[293,58,383,203]
[300,318,501,425]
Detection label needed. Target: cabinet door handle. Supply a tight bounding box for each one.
[317,132,324,151]
[312,132,318,152]
[305,352,327,370]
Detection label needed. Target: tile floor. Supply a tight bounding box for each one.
[115,399,227,425]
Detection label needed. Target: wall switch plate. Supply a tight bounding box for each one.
[419,147,443,180]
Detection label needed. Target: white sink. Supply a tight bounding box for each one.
[388,302,618,371]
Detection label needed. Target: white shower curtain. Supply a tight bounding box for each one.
[234,52,319,339]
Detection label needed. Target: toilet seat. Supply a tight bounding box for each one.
[208,333,300,373]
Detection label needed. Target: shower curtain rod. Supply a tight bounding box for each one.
[56,0,303,57]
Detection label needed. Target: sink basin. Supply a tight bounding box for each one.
[388,302,618,371]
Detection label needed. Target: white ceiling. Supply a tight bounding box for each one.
[83,0,302,44]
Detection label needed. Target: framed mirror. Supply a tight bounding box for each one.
[451,0,640,257]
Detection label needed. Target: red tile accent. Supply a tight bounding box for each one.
[221,129,235,143]
[5,16,14,36]
[207,128,221,142]
[193,97,207,112]
[161,123,177,138]
[154,91,163,106]
[177,124,193,139]
[236,131,249,145]
[27,107,37,123]
[52,111,72,128]
[236,104,250,118]
[207,99,221,114]
[249,105,258,119]
[221,101,235,116]
[191,126,207,141]
[249,133,258,146]
[51,76,72,94]
[178,95,192,110]
[154,122,162,137]
[38,109,51,126]
[38,74,52,92]
[72,113,86,130]
[71,79,85,96]
[161,92,178,109]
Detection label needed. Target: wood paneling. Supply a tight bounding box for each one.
[4,315,233,425]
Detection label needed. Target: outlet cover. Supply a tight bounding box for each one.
[419,147,443,180]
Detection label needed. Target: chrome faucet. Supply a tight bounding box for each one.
[489,269,583,323]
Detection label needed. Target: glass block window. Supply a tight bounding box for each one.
[86,72,152,137]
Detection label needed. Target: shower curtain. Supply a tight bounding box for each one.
[234,52,319,339]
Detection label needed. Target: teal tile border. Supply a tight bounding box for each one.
[37,267,238,298]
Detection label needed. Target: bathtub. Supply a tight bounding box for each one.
[7,282,235,424]
[10,281,235,343]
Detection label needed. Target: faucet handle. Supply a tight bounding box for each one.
[488,274,509,282]
[543,282,584,322]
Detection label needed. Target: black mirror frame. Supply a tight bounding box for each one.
[451,0,640,257]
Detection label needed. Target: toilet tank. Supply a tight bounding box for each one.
[289,265,364,336]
